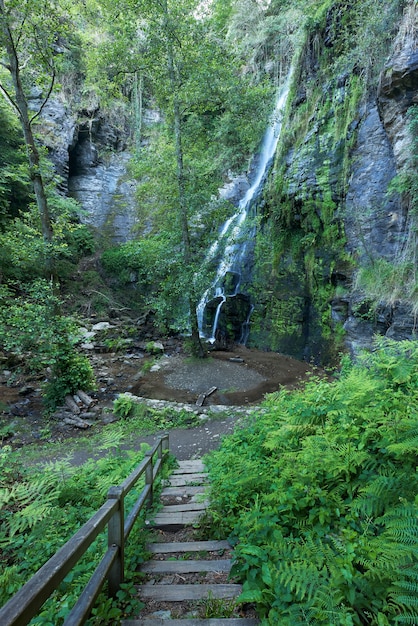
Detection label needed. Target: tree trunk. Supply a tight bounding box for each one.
[165,21,205,358]
[0,0,54,276]
[173,99,204,357]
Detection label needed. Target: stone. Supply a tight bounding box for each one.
[345,106,404,263]
[147,341,164,354]
[148,610,172,619]
[101,414,119,425]
[68,150,139,243]
[92,322,114,332]
[81,342,95,350]
[18,385,35,396]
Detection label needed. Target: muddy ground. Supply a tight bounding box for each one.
[132,345,314,405]
[0,343,318,453]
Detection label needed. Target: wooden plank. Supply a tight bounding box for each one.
[147,540,231,554]
[196,392,207,407]
[173,461,206,473]
[196,386,218,407]
[121,617,260,626]
[161,486,207,497]
[167,474,208,487]
[139,583,242,601]
[141,558,231,574]
[159,501,208,513]
[151,511,203,526]
[172,467,206,475]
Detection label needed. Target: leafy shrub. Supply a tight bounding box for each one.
[206,338,418,625]
[113,393,136,418]
[0,280,95,411]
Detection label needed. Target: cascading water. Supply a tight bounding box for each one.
[197,75,291,344]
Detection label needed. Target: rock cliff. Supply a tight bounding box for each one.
[250,0,418,362]
[35,94,139,243]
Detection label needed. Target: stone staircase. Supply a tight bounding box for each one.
[121,459,259,626]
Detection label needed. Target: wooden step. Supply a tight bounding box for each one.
[147,540,231,554]
[123,618,259,625]
[161,486,207,497]
[167,474,209,487]
[123,459,259,626]
[141,559,231,574]
[158,501,209,513]
[139,583,242,601]
[173,460,206,473]
[151,510,203,529]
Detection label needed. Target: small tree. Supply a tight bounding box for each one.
[0,0,72,275]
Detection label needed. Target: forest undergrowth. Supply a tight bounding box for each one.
[206,337,418,626]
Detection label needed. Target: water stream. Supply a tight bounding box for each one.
[197,76,291,343]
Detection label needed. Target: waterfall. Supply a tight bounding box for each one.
[197,75,291,344]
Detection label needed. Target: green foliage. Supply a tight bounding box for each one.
[197,592,239,619]
[101,235,191,333]
[0,184,95,283]
[0,280,95,411]
[113,393,136,418]
[206,338,418,625]
[0,441,151,624]
[0,99,31,224]
[113,393,201,430]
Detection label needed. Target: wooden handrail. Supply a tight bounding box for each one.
[0,433,170,626]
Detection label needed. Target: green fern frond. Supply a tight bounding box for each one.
[381,504,418,547]
[1,477,59,538]
[278,560,320,601]
[10,500,54,536]
[41,458,74,482]
[309,586,347,622]
[394,612,418,624]
[0,485,17,507]
[280,602,316,624]
[353,473,413,518]
[97,427,126,451]
[388,435,418,456]
[394,596,418,609]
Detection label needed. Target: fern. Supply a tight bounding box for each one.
[1,479,59,538]
[353,472,415,518]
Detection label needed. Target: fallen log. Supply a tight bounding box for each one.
[65,395,80,414]
[76,389,95,407]
[63,416,90,429]
[196,386,217,407]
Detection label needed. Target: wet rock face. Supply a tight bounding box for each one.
[378,44,418,168]
[67,117,138,243]
[344,105,405,263]
[28,90,77,189]
[219,172,250,206]
[261,6,418,360]
[68,147,138,243]
[34,94,139,243]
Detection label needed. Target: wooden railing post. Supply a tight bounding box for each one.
[145,450,153,508]
[107,486,124,597]
[162,433,169,456]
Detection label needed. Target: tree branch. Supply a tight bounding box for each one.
[30,70,55,124]
[0,82,21,117]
